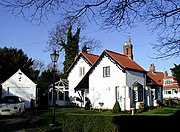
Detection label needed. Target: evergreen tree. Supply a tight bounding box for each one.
[48,21,101,78]
[0,47,35,83]
[112,101,121,113]
[81,45,88,53]
[62,26,80,77]
[171,64,180,86]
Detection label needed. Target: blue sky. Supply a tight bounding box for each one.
[0,6,179,75]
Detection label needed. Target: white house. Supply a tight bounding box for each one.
[69,39,154,111]
[48,78,69,106]
[68,39,165,111]
[163,71,180,99]
[0,69,37,108]
[87,48,147,111]
[67,52,99,107]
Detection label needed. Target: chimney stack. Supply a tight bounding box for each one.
[164,71,168,78]
[149,64,155,73]
[123,38,133,60]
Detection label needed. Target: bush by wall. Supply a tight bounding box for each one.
[84,98,91,110]
[112,101,121,113]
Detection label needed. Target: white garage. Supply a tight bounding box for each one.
[0,69,37,108]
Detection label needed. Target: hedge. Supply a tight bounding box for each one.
[63,114,119,132]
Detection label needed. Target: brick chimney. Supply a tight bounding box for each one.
[149,64,155,73]
[123,38,133,60]
[164,71,168,78]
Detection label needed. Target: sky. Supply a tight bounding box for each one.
[0,6,179,75]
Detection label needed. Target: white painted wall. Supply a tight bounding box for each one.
[68,57,91,106]
[163,78,180,99]
[1,69,37,108]
[88,55,127,110]
[87,55,147,111]
[163,89,180,98]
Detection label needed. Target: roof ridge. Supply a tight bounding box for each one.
[81,52,99,57]
[104,49,126,57]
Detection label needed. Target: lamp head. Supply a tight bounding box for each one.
[50,50,59,63]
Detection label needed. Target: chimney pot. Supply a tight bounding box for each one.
[164,71,168,78]
[150,64,155,73]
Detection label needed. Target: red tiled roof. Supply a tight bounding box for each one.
[147,71,164,85]
[81,52,99,65]
[164,76,174,79]
[105,50,146,72]
[66,52,99,74]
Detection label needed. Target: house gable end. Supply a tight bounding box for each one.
[66,52,98,75]
[1,69,36,86]
[103,51,125,72]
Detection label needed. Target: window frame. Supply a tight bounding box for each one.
[103,66,110,77]
[133,86,143,102]
[59,91,64,100]
[79,66,85,77]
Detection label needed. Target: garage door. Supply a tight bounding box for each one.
[8,87,31,108]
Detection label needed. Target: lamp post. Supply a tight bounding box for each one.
[50,50,59,126]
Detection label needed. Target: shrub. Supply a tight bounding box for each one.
[85,98,91,110]
[112,101,121,113]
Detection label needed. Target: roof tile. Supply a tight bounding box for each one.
[105,50,146,72]
[147,71,164,85]
[81,52,99,64]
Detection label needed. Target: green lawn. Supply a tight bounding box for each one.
[138,107,180,116]
[37,107,180,131]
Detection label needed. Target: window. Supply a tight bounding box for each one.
[133,87,138,102]
[168,91,171,94]
[65,91,69,101]
[59,91,63,100]
[103,66,110,77]
[115,86,119,101]
[154,89,158,99]
[133,86,143,102]
[164,79,173,85]
[164,90,171,94]
[126,48,129,55]
[79,67,85,76]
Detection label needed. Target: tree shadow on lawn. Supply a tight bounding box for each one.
[113,110,180,132]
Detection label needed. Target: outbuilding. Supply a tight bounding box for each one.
[0,69,37,108]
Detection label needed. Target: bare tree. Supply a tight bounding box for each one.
[1,0,180,59]
[48,17,102,54]
[32,59,45,72]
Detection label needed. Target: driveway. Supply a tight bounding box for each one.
[0,109,38,132]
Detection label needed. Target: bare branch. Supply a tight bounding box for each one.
[1,0,180,59]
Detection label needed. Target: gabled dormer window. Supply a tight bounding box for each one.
[103,66,110,77]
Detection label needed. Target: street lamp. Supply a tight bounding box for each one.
[50,50,59,126]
